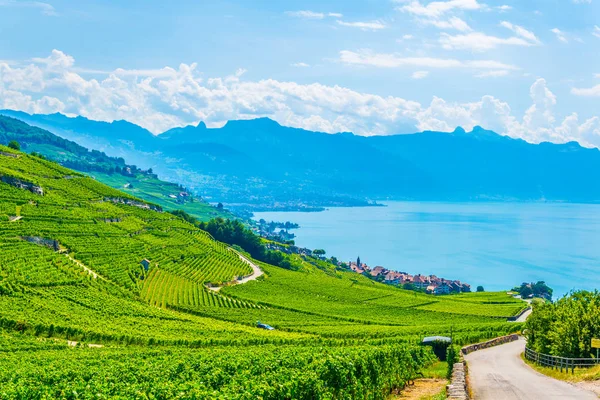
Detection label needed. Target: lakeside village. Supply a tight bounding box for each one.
[347,257,472,295]
[262,237,472,295]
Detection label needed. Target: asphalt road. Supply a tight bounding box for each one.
[465,338,598,399]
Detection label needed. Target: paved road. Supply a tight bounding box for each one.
[465,338,598,399]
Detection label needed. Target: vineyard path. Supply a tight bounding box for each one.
[207,249,264,292]
[63,252,103,280]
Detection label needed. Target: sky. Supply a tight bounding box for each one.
[1,0,600,147]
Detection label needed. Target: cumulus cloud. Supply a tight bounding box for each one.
[593,25,600,39]
[2,50,600,148]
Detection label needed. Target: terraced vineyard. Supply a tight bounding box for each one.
[0,145,525,398]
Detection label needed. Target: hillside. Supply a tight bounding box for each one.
[0,146,525,397]
[0,115,231,221]
[3,110,600,209]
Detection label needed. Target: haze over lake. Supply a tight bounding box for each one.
[254,202,600,298]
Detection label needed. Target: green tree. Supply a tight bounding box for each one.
[7,140,20,151]
[476,286,485,292]
[313,249,326,256]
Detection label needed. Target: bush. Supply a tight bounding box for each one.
[446,345,459,379]
[7,140,20,151]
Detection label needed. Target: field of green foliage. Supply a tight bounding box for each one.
[0,145,524,398]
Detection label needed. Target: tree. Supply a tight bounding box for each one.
[7,140,20,151]
[476,285,485,292]
[217,203,224,210]
[313,249,326,256]
[520,285,533,298]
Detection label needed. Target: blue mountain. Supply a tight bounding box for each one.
[2,110,600,207]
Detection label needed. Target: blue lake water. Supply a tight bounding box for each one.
[253,202,600,298]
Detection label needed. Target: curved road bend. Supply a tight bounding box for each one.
[465,338,597,400]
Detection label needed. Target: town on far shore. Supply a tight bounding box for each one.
[348,256,472,295]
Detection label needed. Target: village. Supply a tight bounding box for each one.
[347,257,472,295]
[263,238,471,295]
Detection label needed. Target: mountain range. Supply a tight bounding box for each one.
[2,109,600,208]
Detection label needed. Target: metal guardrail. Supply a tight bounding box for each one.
[525,347,600,373]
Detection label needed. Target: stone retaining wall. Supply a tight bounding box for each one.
[461,334,519,355]
[447,362,468,399]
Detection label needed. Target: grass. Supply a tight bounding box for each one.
[521,353,600,382]
[421,361,449,379]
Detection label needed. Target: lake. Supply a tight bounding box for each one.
[253,202,600,298]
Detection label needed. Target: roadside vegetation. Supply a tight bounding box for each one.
[525,290,600,358]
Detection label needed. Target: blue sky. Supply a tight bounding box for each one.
[1,0,600,147]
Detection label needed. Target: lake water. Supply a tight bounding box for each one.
[253,202,600,298]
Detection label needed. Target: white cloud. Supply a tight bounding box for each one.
[572,84,600,97]
[572,0,591,3]
[412,71,430,79]
[402,34,414,40]
[339,49,519,70]
[497,5,512,11]
[421,16,472,31]
[285,10,324,19]
[500,21,540,44]
[0,0,57,16]
[336,20,386,30]
[291,62,310,68]
[551,28,568,43]
[3,50,600,148]
[593,25,600,38]
[396,0,483,18]
[439,32,537,51]
[285,10,341,19]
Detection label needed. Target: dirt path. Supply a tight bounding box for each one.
[207,249,263,292]
[465,338,597,399]
[392,379,446,399]
[63,252,101,279]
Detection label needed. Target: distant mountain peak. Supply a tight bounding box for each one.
[452,126,467,135]
[197,121,207,129]
[224,117,281,129]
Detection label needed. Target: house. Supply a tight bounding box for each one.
[140,259,150,271]
[413,275,429,289]
[370,266,387,278]
[435,282,450,295]
[384,271,401,284]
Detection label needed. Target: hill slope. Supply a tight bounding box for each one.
[0,147,524,397]
[0,115,231,221]
[3,110,600,208]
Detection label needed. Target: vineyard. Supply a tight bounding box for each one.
[0,145,525,398]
